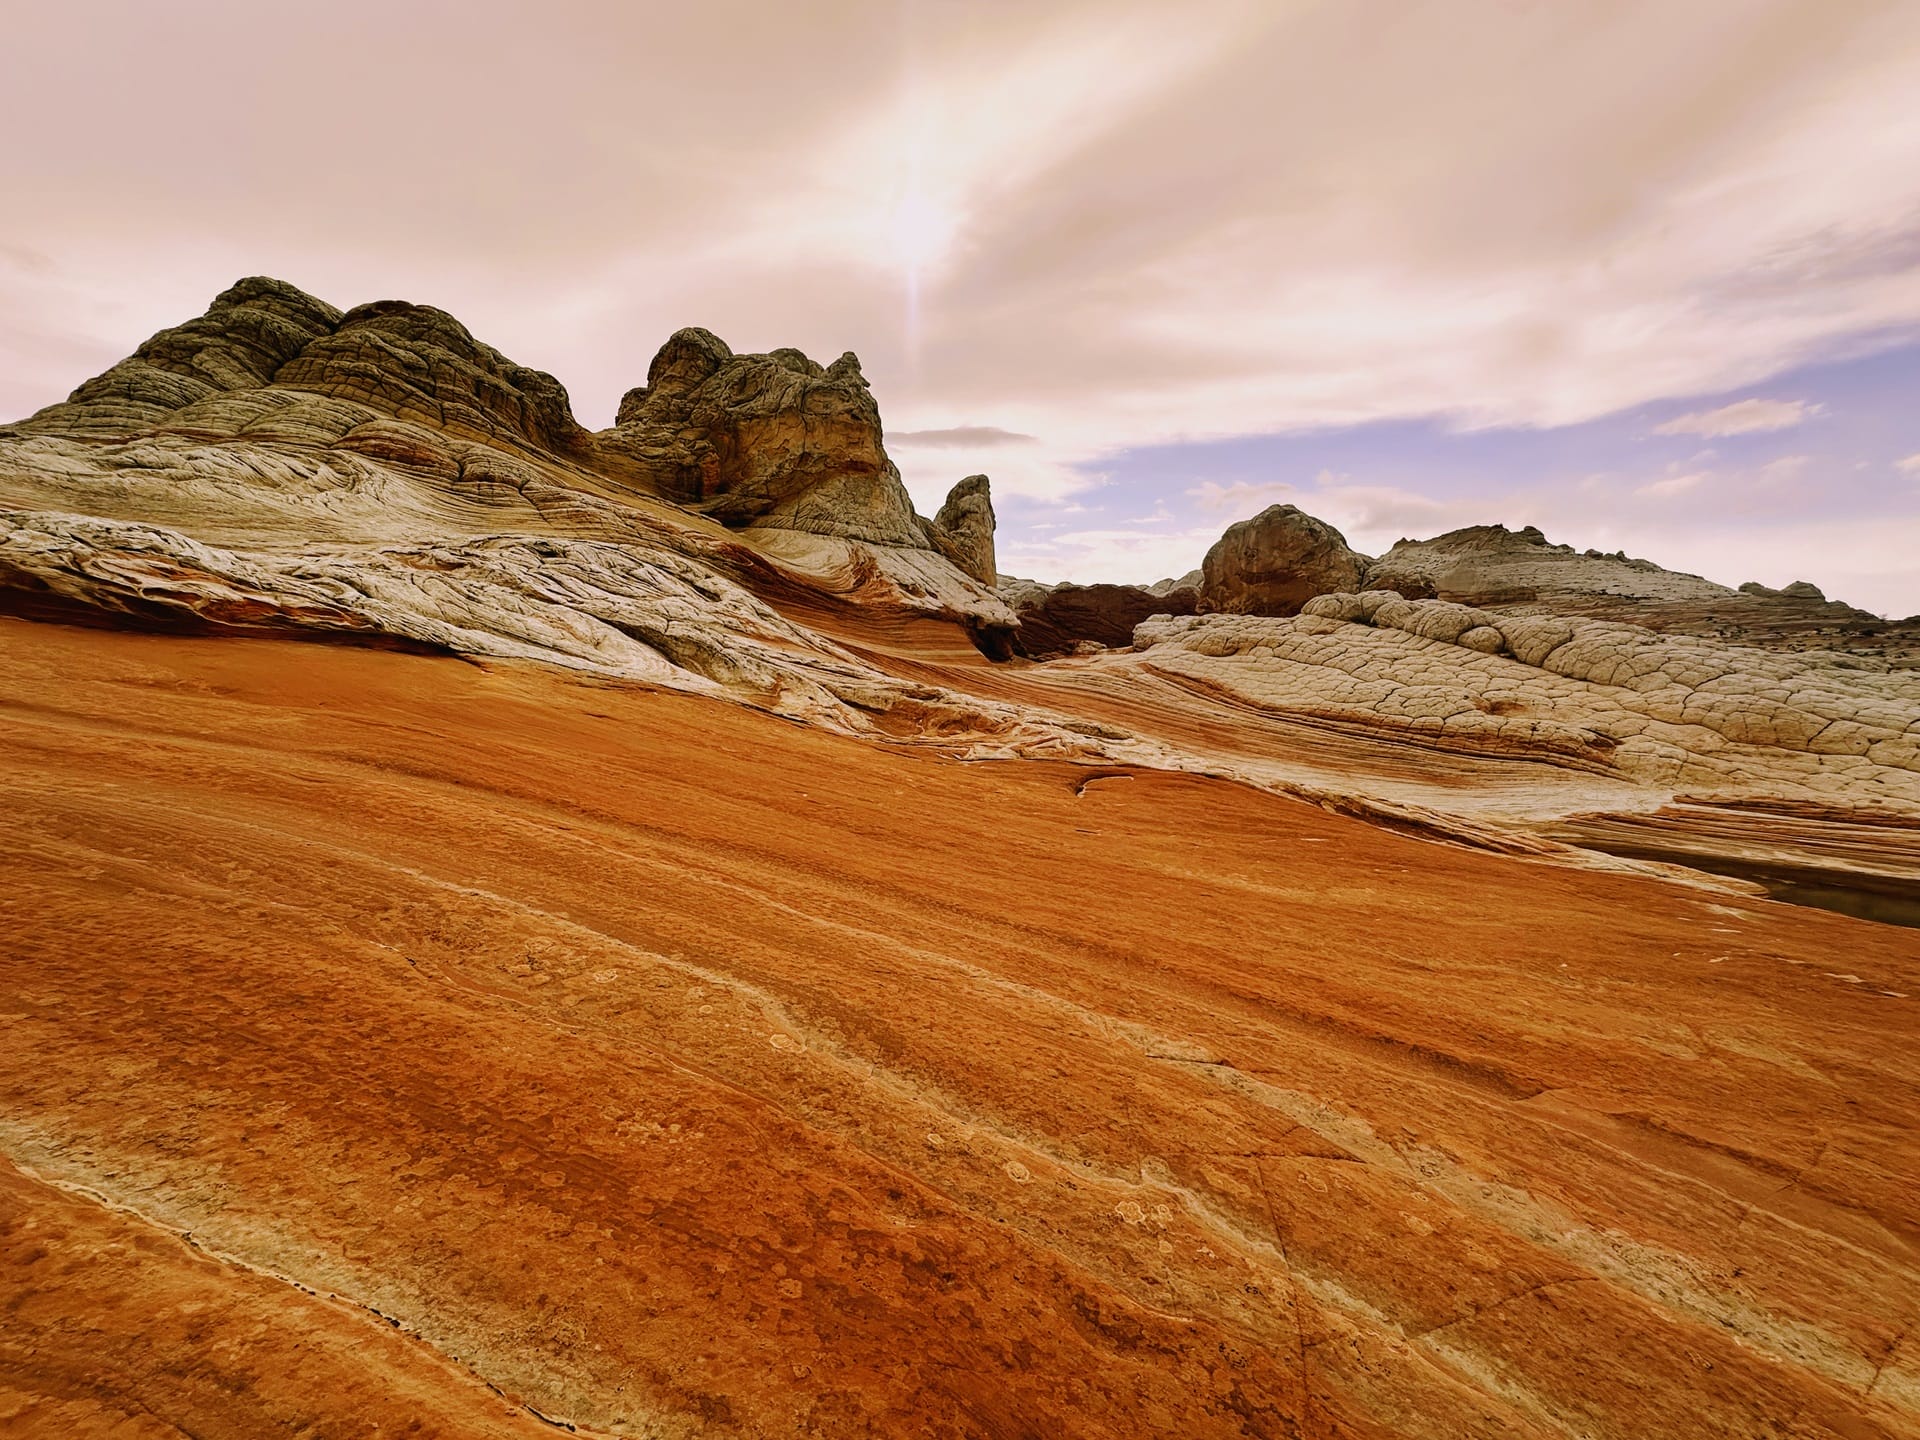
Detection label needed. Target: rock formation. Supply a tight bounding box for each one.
[18,277,587,459]
[1002,579,1199,658]
[599,326,928,548]
[1200,502,1368,615]
[0,278,1019,715]
[3,276,1920,1440]
[1149,567,1204,596]
[1138,592,1920,809]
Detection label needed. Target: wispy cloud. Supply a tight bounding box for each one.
[1898,452,1920,475]
[1635,471,1712,499]
[1185,479,1294,512]
[889,426,1037,448]
[1652,398,1825,438]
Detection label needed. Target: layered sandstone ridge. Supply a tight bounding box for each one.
[1132,596,1919,811]
[4,277,1917,888]
[0,278,1028,734]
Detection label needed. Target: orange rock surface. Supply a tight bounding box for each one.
[2,615,1917,1438]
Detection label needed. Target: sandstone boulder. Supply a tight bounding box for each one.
[1201,504,1367,616]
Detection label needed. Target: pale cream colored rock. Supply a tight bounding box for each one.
[1127,604,1920,814]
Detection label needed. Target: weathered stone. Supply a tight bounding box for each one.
[1149,568,1204,597]
[1133,598,1920,813]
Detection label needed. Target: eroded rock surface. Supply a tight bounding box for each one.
[1201,503,1368,616]
[0,278,1016,721]
[1138,595,1920,809]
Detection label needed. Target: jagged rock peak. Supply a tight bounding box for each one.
[1202,503,1368,616]
[931,474,996,586]
[644,326,735,400]
[21,276,344,436]
[280,296,586,453]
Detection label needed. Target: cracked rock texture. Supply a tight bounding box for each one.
[1137,597,1920,808]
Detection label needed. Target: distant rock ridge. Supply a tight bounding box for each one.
[1365,521,1908,655]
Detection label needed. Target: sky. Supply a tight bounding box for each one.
[3,0,1918,614]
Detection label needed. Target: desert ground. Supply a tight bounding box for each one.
[3,616,1916,1438]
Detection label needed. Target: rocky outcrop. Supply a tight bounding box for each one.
[14,277,344,440]
[597,327,926,548]
[929,474,996,586]
[1200,503,1367,616]
[1005,580,1198,659]
[1742,578,1826,601]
